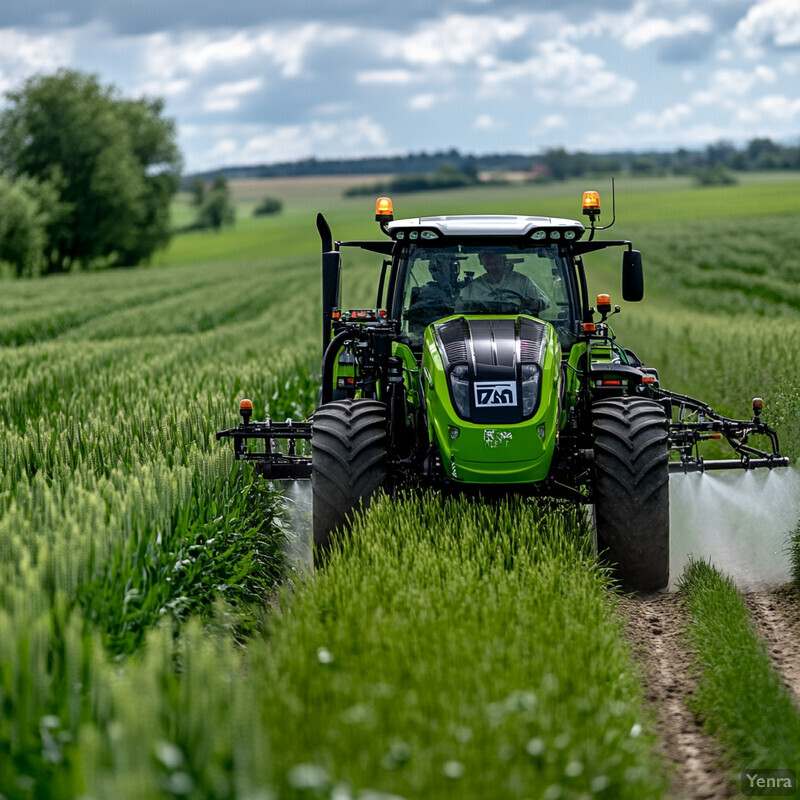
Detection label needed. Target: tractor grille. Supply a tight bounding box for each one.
[436,318,469,365]
[518,318,547,365]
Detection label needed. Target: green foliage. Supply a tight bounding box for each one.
[344,163,481,197]
[0,173,62,277]
[0,69,181,272]
[792,521,800,588]
[253,195,283,216]
[680,561,800,772]
[692,165,738,187]
[191,175,235,231]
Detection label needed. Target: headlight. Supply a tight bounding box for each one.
[450,364,470,418]
[521,364,541,417]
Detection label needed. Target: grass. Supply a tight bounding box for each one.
[72,495,668,799]
[680,560,800,776]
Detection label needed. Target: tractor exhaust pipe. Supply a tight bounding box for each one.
[317,213,341,357]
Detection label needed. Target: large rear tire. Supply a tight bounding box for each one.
[311,399,389,560]
[592,397,670,591]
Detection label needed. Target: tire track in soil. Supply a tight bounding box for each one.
[617,593,735,800]
[744,590,800,706]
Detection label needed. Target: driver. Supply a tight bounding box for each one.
[455,251,550,314]
[407,256,460,339]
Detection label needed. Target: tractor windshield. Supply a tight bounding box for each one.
[397,243,580,348]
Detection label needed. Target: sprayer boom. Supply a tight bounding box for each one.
[216,418,313,479]
[660,389,788,474]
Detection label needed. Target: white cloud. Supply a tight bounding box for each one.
[540,114,567,132]
[483,42,637,107]
[735,0,800,48]
[474,113,501,131]
[141,23,357,82]
[561,2,711,50]
[619,10,712,50]
[384,13,529,67]
[633,103,692,131]
[204,77,262,112]
[692,66,777,105]
[0,27,74,83]
[356,69,417,85]
[136,78,190,98]
[749,94,800,121]
[201,116,389,167]
[408,93,436,111]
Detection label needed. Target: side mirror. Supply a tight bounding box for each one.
[622,250,643,302]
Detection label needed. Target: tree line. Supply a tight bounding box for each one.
[199,139,800,184]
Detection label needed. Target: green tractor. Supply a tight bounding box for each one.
[218,191,788,590]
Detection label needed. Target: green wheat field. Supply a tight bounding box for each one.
[1,174,799,798]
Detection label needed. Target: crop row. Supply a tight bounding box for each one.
[680,561,800,778]
[622,217,800,317]
[1,495,669,799]
[0,254,325,792]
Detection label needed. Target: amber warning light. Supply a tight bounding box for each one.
[239,398,253,424]
[375,196,394,222]
[582,191,601,218]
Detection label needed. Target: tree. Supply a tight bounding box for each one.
[0,69,182,272]
[197,175,235,230]
[253,196,283,216]
[0,174,63,277]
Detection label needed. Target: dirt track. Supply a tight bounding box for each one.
[620,588,800,799]
[618,593,734,800]
[744,589,800,705]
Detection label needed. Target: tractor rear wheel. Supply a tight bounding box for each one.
[592,397,670,591]
[311,399,389,561]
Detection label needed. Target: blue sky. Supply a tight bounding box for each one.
[1,0,799,173]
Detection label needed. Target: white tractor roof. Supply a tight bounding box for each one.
[386,214,585,237]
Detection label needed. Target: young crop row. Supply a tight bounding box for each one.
[2,495,669,799]
[622,216,800,318]
[0,254,325,793]
[680,561,800,778]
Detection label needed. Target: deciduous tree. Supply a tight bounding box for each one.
[0,69,182,272]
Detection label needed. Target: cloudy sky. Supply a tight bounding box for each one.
[1,0,799,173]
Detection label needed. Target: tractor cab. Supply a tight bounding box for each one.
[389,232,582,352]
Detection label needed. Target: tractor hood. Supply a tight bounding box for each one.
[430,316,550,424]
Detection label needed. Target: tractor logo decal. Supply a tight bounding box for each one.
[484,429,513,448]
[474,381,517,407]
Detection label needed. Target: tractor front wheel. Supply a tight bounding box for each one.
[311,399,389,562]
[592,397,670,591]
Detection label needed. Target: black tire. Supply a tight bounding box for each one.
[592,397,670,591]
[311,399,389,559]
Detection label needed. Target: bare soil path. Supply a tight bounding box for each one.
[617,592,735,800]
[743,589,800,705]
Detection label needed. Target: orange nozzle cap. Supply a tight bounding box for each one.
[375,196,394,222]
